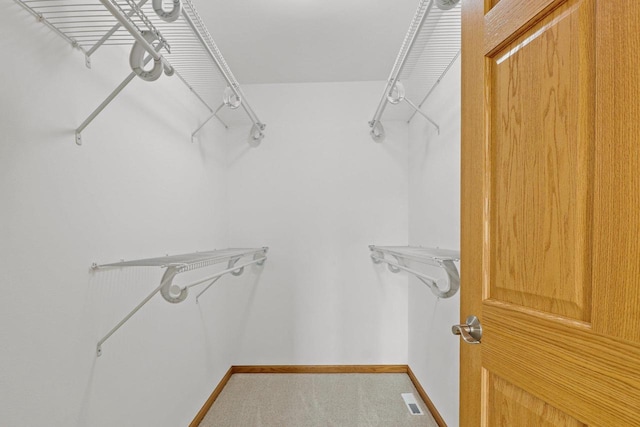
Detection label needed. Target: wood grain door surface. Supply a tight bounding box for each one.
[461,0,640,425]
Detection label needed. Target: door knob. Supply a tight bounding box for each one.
[452,315,482,344]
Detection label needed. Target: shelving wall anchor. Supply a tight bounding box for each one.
[369,245,460,298]
[92,247,268,356]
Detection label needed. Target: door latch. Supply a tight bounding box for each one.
[452,315,482,344]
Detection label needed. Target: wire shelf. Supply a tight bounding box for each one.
[369,0,461,141]
[96,248,266,271]
[369,245,460,298]
[15,0,265,144]
[401,4,460,122]
[18,0,170,57]
[93,247,268,356]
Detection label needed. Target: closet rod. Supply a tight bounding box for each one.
[183,256,267,290]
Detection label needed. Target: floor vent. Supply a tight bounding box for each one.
[401,393,424,415]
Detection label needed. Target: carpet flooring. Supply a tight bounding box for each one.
[199,373,439,427]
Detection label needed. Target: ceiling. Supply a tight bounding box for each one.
[195,0,421,85]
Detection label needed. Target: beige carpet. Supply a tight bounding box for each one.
[199,373,439,427]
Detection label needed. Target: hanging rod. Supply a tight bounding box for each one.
[369,0,461,142]
[14,0,265,145]
[91,247,268,356]
[369,245,459,298]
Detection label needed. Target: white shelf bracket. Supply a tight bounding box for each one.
[403,97,440,134]
[192,103,227,143]
[75,42,162,145]
[74,71,137,146]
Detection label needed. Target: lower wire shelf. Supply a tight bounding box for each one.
[369,245,459,298]
[92,247,268,356]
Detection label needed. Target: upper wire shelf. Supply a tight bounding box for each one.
[369,0,461,142]
[369,245,459,298]
[92,247,268,356]
[15,0,266,145]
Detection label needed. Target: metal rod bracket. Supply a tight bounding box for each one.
[403,97,440,134]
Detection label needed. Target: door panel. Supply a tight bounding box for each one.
[461,0,640,425]
[483,302,640,425]
[488,0,594,321]
[487,372,585,427]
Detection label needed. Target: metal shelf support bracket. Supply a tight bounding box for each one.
[75,43,162,145]
[191,103,227,143]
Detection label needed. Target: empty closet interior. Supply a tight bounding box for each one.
[0,0,461,426]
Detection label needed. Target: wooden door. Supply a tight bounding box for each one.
[460,0,640,425]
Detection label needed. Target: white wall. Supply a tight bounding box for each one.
[1,4,458,426]
[225,82,410,365]
[407,56,461,426]
[0,11,411,422]
[0,5,245,426]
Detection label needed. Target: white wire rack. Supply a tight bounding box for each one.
[92,247,268,356]
[369,245,459,298]
[14,0,266,145]
[369,0,461,142]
